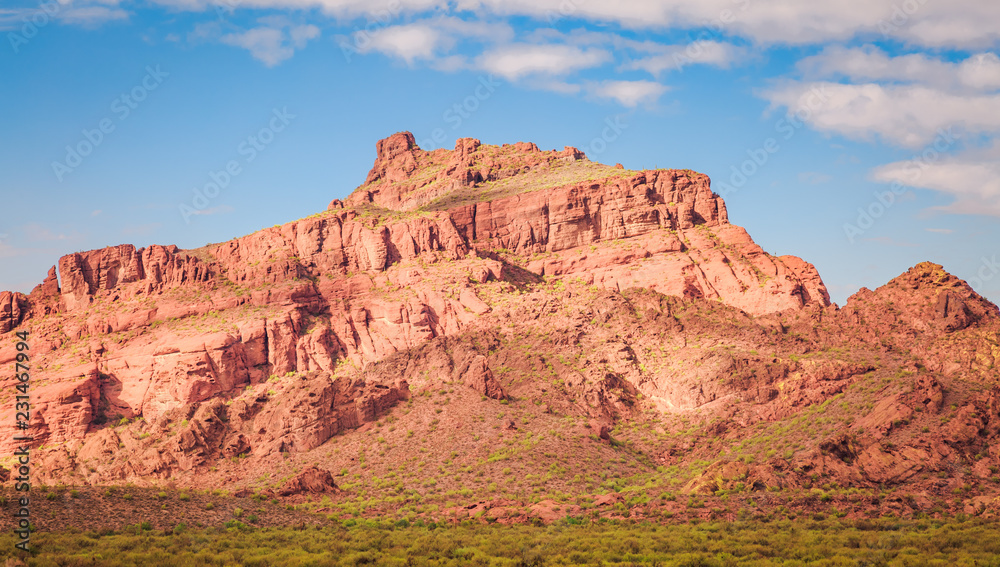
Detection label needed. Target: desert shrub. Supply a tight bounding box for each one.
[4,517,1000,565]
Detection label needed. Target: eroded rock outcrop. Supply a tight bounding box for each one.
[59,244,214,311]
[0,291,27,333]
[2,131,997,509]
[844,262,998,339]
[278,466,340,496]
[43,371,407,483]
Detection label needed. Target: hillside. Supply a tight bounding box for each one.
[2,132,999,529]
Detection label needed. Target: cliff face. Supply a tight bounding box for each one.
[50,132,828,320]
[11,135,822,444]
[0,291,28,333]
[2,133,829,454]
[0,132,996,518]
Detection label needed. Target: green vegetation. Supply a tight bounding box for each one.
[4,518,1000,566]
[420,160,635,212]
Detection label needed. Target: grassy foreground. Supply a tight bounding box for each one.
[3,517,1000,566]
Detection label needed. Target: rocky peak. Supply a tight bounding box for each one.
[349,132,591,211]
[845,262,998,334]
[31,266,60,297]
[365,131,419,185]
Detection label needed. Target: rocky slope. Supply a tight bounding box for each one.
[1,133,998,524]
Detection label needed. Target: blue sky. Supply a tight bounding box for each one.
[2,0,999,306]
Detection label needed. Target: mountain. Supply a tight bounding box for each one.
[2,133,999,526]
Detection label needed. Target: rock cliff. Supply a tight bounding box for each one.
[0,133,996,521]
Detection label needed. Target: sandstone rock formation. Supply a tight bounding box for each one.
[278,466,340,497]
[0,291,27,334]
[0,132,996,519]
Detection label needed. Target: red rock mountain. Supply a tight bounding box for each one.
[1,133,998,524]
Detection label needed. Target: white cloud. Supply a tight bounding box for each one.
[290,22,321,44]
[799,46,1000,92]
[763,81,1000,149]
[0,0,127,31]
[59,4,129,27]
[477,43,611,80]
[361,23,445,63]
[344,22,675,105]
[457,0,1000,49]
[770,47,1000,218]
[221,28,289,66]
[958,53,1000,91]
[873,156,1000,217]
[349,17,511,65]
[622,41,745,76]
[890,4,1000,49]
[432,16,514,43]
[59,6,128,27]
[21,0,1000,51]
[221,23,320,66]
[149,0,445,15]
[586,79,668,107]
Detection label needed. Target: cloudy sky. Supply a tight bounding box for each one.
[2,0,999,305]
